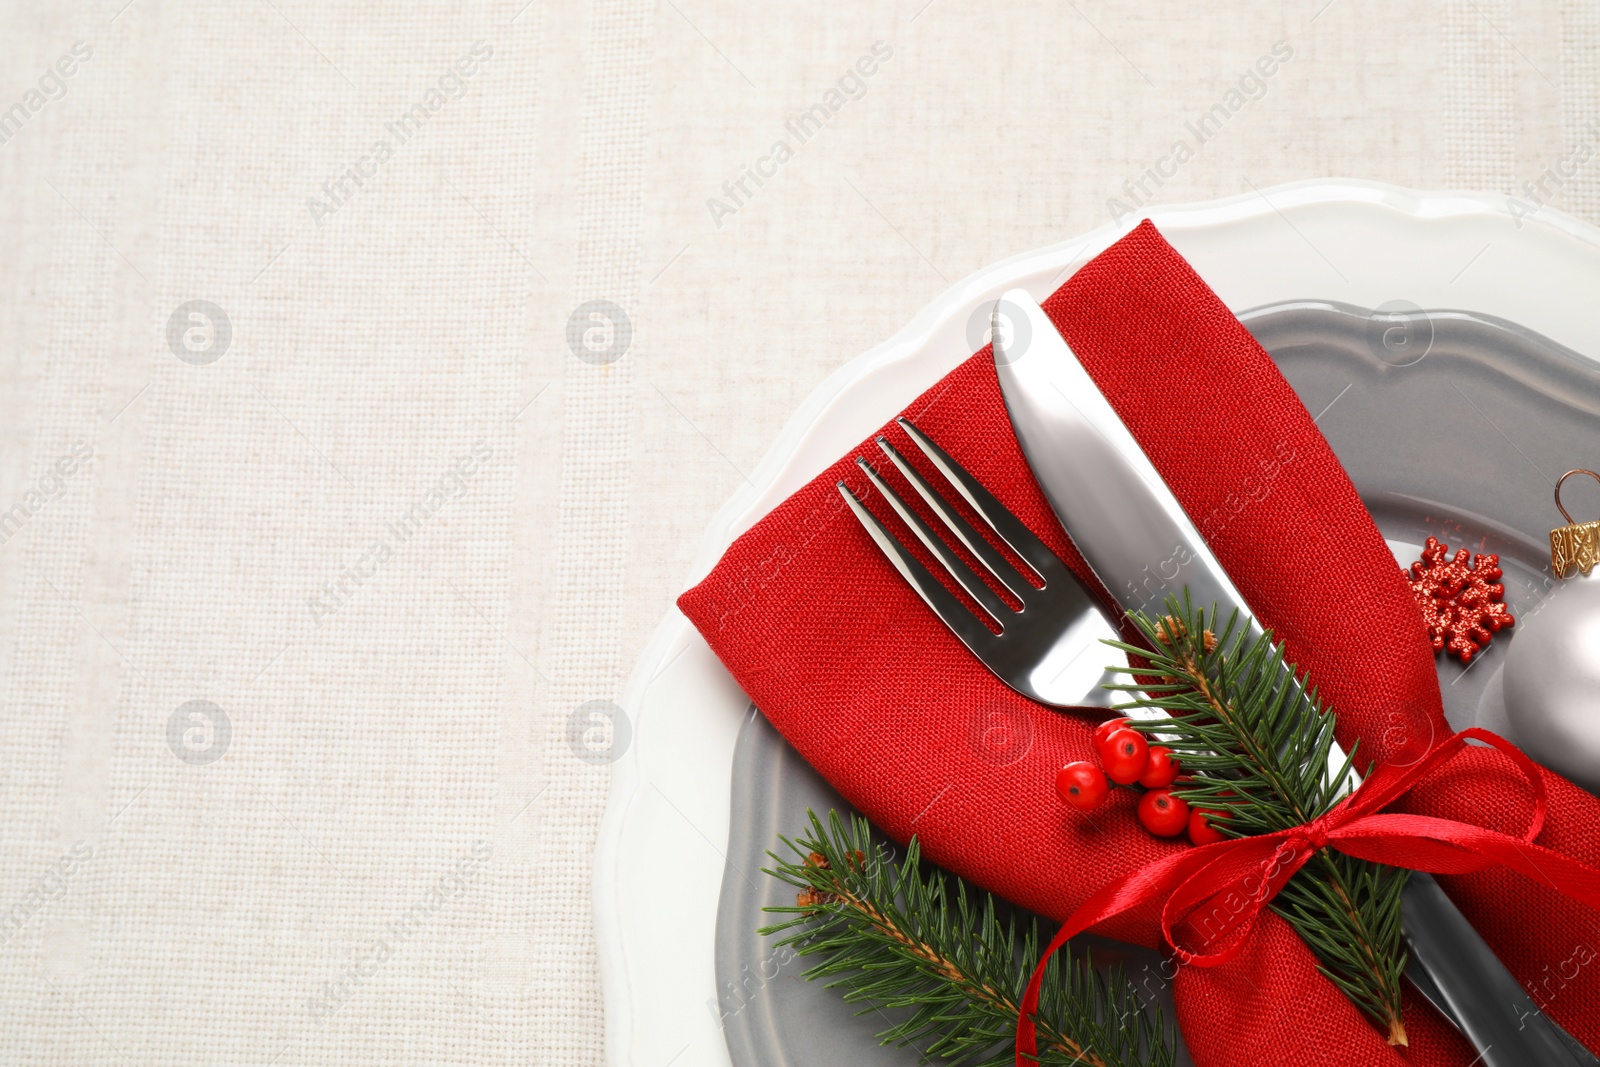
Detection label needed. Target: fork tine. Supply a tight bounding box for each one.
[836,480,1001,650]
[853,454,1012,624]
[873,435,1030,600]
[895,418,1067,581]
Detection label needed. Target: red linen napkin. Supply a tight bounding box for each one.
[677,221,1600,1065]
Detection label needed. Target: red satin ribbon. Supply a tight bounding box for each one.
[1015,727,1600,1063]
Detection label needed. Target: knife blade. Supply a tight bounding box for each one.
[990,288,1597,1066]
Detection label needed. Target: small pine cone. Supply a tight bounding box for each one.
[797,887,838,907]
[1202,630,1217,654]
[806,851,829,870]
[1154,615,1187,645]
[848,849,866,870]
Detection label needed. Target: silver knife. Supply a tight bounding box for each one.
[991,288,1597,1066]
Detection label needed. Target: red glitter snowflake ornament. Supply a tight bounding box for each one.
[1404,537,1515,663]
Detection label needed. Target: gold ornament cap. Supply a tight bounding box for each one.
[1550,469,1600,577]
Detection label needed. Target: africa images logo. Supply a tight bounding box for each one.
[0,842,92,946]
[0,442,94,546]
[306,841,492,1025]
[305,41,493,226]
[0,41,93,148]
[307,442,493,626]
[1106,40,1294,223]
[705,41,894,228]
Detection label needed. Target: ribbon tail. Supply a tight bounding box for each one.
[1014,843,1251,1065]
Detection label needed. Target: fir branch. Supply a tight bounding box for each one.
[1104,594,1410,1046]
[762,810,1175,1067]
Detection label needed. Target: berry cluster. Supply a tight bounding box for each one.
[1055,718,1226,846]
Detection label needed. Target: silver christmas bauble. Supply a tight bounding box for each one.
[1503,572,1600,795]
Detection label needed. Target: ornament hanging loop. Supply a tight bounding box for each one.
[1554,469,1600,525]
[1550,469,1600,577]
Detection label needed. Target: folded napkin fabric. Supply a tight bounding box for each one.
[678,221,1600,1066]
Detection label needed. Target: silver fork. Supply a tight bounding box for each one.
[836,416,1115,708]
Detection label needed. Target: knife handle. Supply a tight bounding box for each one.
[1402,873,1598,1066]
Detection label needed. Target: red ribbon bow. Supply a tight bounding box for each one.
[1016,727,1600,1063]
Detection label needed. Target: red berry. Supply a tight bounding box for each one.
[1099,728,1149,785]
[1137,788,1190,837]
[1092,716,1130,748]
[1055,762,1109,811]
[1138,746,1179,788]
[1188,806,1228,846]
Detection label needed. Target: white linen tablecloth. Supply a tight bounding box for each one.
[0,0,1595,1062]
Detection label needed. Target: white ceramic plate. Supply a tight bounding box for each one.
[593,180,1600,1067]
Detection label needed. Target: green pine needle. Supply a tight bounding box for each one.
[1105,594,1410,1046]
[761,809,1176,1067]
